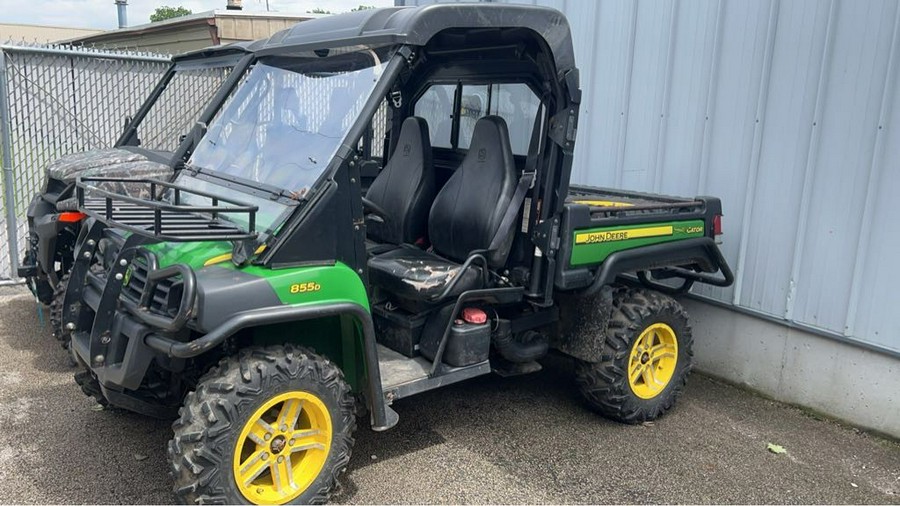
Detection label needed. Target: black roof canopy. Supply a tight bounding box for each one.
[253,4,576,76]
[173,40,254,63]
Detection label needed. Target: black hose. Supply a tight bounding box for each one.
[492,328,548,363]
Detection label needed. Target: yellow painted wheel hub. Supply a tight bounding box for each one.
[233,391,332,505]
[628,323,679,399]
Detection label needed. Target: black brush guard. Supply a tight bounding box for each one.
[119,248,197,332]
[76,176,258,242]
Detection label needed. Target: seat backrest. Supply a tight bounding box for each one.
[365,116,435,245]
[428,116,517,268]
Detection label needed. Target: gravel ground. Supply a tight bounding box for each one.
[0,285,897,504]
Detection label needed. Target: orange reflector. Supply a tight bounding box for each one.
[58,211,87,223]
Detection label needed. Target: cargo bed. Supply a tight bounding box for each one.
[567,184,705,216]
[555,184,733,293]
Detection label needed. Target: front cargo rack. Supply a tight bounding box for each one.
[76,176,258,242]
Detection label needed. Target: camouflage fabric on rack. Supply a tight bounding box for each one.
[46,148,174,199]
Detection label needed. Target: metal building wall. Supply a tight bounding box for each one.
[398,0,900,356]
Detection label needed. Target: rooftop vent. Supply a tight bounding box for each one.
[114,0,128,28]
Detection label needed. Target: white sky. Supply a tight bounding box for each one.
[0,0,395,30]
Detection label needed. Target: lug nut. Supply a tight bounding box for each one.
[261,452,269,460]
[93,354,104,365]
[100,335,110,344]
[280,425,288,432]
[288,439,295,446]
[114,273,123,280]
[87,239,95,246]
[264,433,271,441]
[83,251,91,258]
[119,259,128,266]
[277,455,284,463]
[66,322,75,330]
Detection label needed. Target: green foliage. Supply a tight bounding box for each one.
[150,6,193,23]
[307,5,375,15]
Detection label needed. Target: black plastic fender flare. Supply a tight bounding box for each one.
[143,301,399,431]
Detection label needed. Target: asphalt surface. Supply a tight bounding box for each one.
[0,285,897,504]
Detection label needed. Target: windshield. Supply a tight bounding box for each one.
[189,48,389,198]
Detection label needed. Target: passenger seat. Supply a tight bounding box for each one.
[365,116,436,250]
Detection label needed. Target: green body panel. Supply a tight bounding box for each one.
[570,219,705,266]
[142,240,370,389]
[217,261,371,391]
[216,261,370,310]
[144,241,369,309]
[143,241,232,271]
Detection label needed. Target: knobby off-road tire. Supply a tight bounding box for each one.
[169,345,356,505]
[575,288,693,423]
[49,272,70,346]
[50,272,82,367]
[74,369,109,407]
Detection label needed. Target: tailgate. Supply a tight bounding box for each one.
[555,185,724,290]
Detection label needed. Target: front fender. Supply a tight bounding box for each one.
[192,262,369,332]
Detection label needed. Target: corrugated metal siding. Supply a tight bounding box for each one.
[399,0,900,356]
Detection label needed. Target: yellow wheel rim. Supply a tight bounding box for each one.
[628,323,679,399]
[233,391,332,505]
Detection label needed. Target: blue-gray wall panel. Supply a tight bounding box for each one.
[740,0,830,316]
[398,0,900,355]
[693,0,771,304]
[850,1,900,350]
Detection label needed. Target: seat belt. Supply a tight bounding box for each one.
[487,105,545,253]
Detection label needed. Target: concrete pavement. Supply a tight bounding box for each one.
[0,286,896,504]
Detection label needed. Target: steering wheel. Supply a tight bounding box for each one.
[361,196,389,223]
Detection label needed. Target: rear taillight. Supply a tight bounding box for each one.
[713,214,723,236]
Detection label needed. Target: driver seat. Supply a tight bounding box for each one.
[365,116,435,249]
[368,116,518,306]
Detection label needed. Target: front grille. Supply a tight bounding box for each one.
[121,254,181,317]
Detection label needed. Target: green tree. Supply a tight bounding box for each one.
[150,6,193,22]
[307,7,333,14]
[350,5,376,10]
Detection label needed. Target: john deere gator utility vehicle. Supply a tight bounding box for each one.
[19,42,250,345]
[61,4,733,504]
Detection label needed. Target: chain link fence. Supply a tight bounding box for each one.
[0,43,232,281]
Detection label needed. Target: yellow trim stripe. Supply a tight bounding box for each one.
[575,225,673,245]
[203,245,267,267]
[571,199,635,208]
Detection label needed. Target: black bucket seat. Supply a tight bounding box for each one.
[368,116,518,303]
[365,116,435,248]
